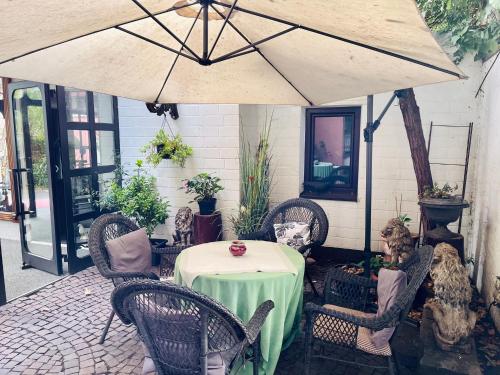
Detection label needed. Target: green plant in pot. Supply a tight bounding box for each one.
[100,160,170,238]
[141,129,193,168]
[418,183,469,238]
[182,173,224,215]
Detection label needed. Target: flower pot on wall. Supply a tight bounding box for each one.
[156,144,175,160]
[198,198,217,215]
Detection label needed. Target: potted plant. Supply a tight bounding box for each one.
[100,159,170,244]
[418,183,469,236]
[141,129,193,168]
[182,173,224,215]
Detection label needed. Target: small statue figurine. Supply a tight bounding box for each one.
[380,217,414,264]
[172,207,193,246]
[425,242,476,352]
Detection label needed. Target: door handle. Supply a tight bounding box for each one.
[11,168,31,173]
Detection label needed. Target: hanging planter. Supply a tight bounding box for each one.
[141,129,193,168]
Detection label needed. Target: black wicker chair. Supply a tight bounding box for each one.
[304,245,433,375]
[112,280,275,375]
[239,198,329,296]
[88,213,159,344]
[153,244,193,279]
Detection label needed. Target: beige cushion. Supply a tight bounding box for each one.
[105,228,152,273]
[274,221,311,249]
[313,304,391,357]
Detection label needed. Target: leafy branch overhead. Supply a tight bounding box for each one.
[417,0,500,63]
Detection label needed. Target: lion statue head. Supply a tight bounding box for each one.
[431,242,472,306]
[425,242,476,349]
[380,218,414,264]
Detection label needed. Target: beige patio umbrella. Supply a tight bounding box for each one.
[0,0,462,106]
[0,0,463,262]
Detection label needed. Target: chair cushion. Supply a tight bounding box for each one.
[105,228,152,273]
[372,268,407,348]
[273,222,311,249]
[314,305,392,357]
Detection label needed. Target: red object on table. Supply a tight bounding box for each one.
[193,212,223,245]
[229,240,247,256]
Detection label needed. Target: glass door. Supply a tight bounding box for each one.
[9,82,63,275]
[57,87,119,274]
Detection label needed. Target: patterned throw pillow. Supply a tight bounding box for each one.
[273,222,311,250]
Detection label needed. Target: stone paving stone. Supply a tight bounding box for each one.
[0,265,396,374]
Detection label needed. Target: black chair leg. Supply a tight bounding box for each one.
[252,338,261,375]
[305,269,320,297]
[388,354,399,375]
[99,310,115,344]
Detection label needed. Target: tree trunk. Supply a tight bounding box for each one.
[398,88,433,232]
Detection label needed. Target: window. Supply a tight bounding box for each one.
[301,106,361,201]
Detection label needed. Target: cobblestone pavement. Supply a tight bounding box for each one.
[0,265,393,375]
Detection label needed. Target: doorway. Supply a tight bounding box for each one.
[0,80,120,302]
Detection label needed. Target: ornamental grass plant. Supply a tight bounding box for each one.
[231,115,273,236]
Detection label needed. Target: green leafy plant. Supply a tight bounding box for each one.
[420,182,460,199]
[417,0,499,63]
[141,129,193,168]
[356,255,397,276]
[100,159,170,236]
[394,194,412,227]
[181,173,224,202]
[231,118,273,236]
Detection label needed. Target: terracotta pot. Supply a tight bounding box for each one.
[229,240,246,256]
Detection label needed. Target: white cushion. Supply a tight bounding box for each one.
[273,222,311,250]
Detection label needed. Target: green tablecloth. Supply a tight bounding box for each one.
[174,242,305,374]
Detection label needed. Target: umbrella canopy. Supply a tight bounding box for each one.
[0,0,462,105]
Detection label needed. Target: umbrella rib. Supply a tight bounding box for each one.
[210,4,313,106]
[155,7,203,103]
[211,25,298,64]
[130,0,201,61]
[115,26,198,62]
[0,2,196,66]
[212,1,462,78]
[207,0,239,60]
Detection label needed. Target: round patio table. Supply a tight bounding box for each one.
[174,241,305,374]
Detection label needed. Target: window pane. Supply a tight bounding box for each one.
[96,131,115,166]
[65,88,88,123]
[94,93,114,123]
[313,115,353,185]
[98,171,116,194]
[68,130,91,169]
[70,175,93,215]
[74,218,93,258]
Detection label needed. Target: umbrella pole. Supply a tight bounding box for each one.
[363,92,400,277]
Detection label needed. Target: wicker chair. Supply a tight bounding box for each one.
[239,198,329,296]
[304,245,434,375]
[88,213,159,344]
[153,244,193,279]
[112,280,275,375]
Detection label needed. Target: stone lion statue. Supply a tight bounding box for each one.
[425,243,476,350]
[173,207,193,245]
[380,218,414,264]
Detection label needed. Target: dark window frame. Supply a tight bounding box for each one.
[301,106,361,202]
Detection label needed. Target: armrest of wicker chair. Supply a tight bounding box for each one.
[323,267,377,309]
[244,300,275,344]
[305,302,391,332]
[297,242,318,257]
[108,271,160,282]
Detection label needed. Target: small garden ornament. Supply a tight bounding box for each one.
[380,217,414,264]
[425,242,476,353]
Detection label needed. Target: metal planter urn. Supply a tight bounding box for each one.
[418,198,469,238]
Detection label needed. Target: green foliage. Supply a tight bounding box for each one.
[32,155,48,188]
[141,129,193,168]
[231,121,272,236]
[100,160,170,236]
[398,214,412,225]
[181,173,224,202]
[356,255,397,275]
[417,0,500,63]
[420,182,459,199]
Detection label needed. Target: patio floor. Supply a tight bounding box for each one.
[0,264,412,375]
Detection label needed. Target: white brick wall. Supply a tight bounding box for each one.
[239,55,483,252]
[118,100,240,241]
